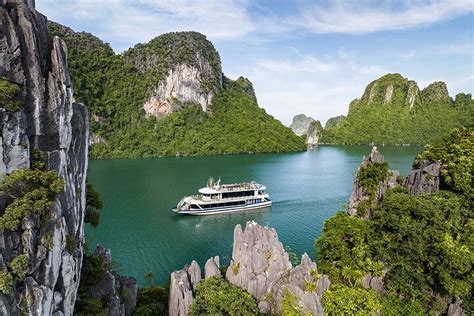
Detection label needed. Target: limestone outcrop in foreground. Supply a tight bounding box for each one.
[0,0,88,313]
[347,146,399,217]
[169,221,330,315]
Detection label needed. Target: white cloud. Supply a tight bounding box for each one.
[291,0,473,34]
[38,0,254,52]
[256,55,340,73]
[435,43,473,55]
[248,50,388,125]
[397,49,417,60]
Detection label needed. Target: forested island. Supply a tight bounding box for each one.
[320,74,473,145]
[48,23,306,159]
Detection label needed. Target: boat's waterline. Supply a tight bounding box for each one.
[173,200,272,215]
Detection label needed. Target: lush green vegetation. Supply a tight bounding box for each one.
[0,271,13,295]
[321,74,473,145]
[316,212,383,286]
[133,285,169,315]
[358,162,389,200]
[189,276,260,315]
[323,284,380,315]
[316,128,473,314]
[9,254,29,279]
[74,252,109,315]
[0,77,23,111]
[85,182,103,227]
[0,169,64,231]
[48,23,305,159]
[415,128,473,203]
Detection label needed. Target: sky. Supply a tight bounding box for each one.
[37,0,473,126]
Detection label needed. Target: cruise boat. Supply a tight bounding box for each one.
[173,178,272,215]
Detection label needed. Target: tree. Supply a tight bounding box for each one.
[322,284,380,315]
[189,276,259,316]
[85,182,103,228]
[315,212,382,286]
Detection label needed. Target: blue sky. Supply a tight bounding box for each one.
[38,0,473,125]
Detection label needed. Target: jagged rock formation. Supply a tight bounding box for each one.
[306,120,323,147]
[290,114,315,136]
[91,246,138,315]
[204,256,220,279]
[169,222,330,315]
[360,73,422,108]
[125,32,222,118]
[447,299,466,316]
[421,81,451,105]
[404,160,441,195]
[168,259,205,316]
[361,273,385,295]
[0,0,88,314]
[225,221,292,300]
[324,115,345,129]
[347,147,399,217]
[258,253,330,315]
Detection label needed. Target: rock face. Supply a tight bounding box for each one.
[169,221,330,315]
[362,273,385,295]
[306,120,323,147]
[290,114,315,136]
[404,160,440,195]
[447,299,466,316]
[225,221,329,314]
[324,115,345,129]
[204,256,220,279]
[143,59,220,117]
[0,1,88,314]
[225,221,292,301]
[258,253,330,315]
[91,246,138,316]
[125,32,222,118]
[360,73,422,108]
[421,81,451,105]
[347,147,399,217]
[168,259,203,316]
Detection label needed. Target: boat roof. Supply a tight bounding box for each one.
[198,181,266,194]
[198,187,220,194]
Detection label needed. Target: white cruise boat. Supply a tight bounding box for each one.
[173,178,272,215]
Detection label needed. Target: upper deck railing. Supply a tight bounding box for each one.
[191,193,268,203]
[210,182,263,193]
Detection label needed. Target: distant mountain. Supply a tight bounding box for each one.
[320,73,473,145]
[290,114,315,136]
[48,23,305,158]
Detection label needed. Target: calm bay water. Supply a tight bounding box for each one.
[86,145,421,285]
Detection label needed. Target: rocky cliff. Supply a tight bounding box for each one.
[89,246,138,315]
[0,0,88,314]
[169,221,330,315]
[289,114,315,136]
[347,147,399,217]
[306,120,323,147]
[125,32,222,118]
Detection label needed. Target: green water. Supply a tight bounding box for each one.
[86,145,422,285]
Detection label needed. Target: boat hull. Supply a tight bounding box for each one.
[173,200,272,215]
